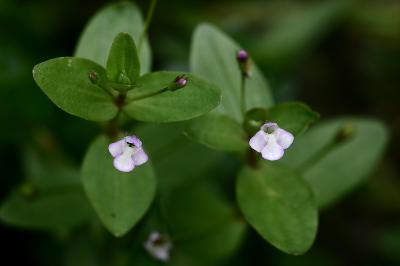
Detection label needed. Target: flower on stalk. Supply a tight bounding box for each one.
[144,232,173,262]
[236,49,251,77]
[108,135,148,172]
[249,122,294,161]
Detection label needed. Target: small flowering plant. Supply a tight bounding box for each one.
[0,1,387,265]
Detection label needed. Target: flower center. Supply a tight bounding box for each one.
[121,145,138,158]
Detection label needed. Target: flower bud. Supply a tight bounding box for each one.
[88,71,100,84]
[236,49,249,62]
[236,49,251,77]
[168,75,188,91]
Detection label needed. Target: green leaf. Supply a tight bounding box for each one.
[0,147,93,231]
[190,23,273,123]
[123,71,220,122]
[81,136,156,236]
[106,32,140,85]
[135,123,228,193]
[184,113,247,152]
[243,108,268,136]
[236,162,318,254]
[282,117,389,208]
[267,102,319,135]
[33,57,118,121]
[0,188,92,231]
[75,2,151,74]
[163,181,246,260]
[24,146,81,189]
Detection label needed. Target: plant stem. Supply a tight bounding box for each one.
[138,0,158,52]
[240,74,246,117]
[106,92,127,138]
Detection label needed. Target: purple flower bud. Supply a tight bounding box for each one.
[249,122,294,161]
[175,75,188,87]
[236,49,249,62]
[236,50,251,77]
[168,75,188,91]
[108,135,148,172]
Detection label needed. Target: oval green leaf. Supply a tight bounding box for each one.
[190,23,274,123]
[252,1,347,71]
[266,102,319,135]
[163,181,246,260]
[0,147,93,231]
[81,135,156,237]
[0,188,92,231]
[134,123,227,193]
[282,117,389,208]
[106,32,140,85]
[184,113,247,152]
[123,71,220,122]
[75,2,151,74]
[33,57,118,121]
[236,162,318,254]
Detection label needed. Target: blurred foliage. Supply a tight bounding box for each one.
[1,0,400,265]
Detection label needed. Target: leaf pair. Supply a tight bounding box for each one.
[185,24,319,152]
[33,3,220,123]
[237,118,388,255]
[282,118,388,208]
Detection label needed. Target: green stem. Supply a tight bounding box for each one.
[240,74,246,117]
[106,92,127,138]
[138,0,158,52]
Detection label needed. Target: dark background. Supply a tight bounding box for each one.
[1,0,399,265]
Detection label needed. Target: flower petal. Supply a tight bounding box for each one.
[145,245,170,262]
[249,131,267,152]
[125,135,142,147]
[132,149,148,166]
[276,128,294,149]
[261,139,284,161]
[108,140,125,157]
[113,154,135,172]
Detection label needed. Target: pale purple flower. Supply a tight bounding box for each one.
[249,122,294,161]
[108,136,148,172]
[144,232,173,262]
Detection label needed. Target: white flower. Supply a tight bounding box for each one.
[249,122,294,161]
[108,135,148,172]
[144,232,173,262]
